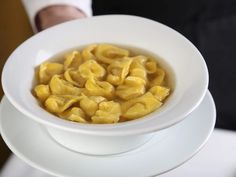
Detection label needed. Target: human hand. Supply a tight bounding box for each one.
[36,5,86,31]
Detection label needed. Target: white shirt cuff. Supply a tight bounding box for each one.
[22,0,92,32]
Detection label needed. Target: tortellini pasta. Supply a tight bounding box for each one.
[121,92,162,120]
[64,51,82,70]
[106,57,133,85]
[81,44,97,61]
[34,44,171,124]
[34,84,50,102]
[59,107,87,123]
[38,62,64,84]
[85,78,115,99]
[149,86,170,101]
[49,75,81,95]
[95,44,129,64]
[145,58,158,74]
[148,67,166,87]
[45,95,82,113]
[80,95,99,117]
[79,59,106,79]
[64,69,86,87]
[115,76,146,100]
[129,55,148,81]
[91,101,121,124]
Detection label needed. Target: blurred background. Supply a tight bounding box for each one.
[0,0,236,171]
[0,0,33,169]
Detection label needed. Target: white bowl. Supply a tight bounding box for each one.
[2,15,208,155]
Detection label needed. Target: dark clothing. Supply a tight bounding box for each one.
[93,0,236,130]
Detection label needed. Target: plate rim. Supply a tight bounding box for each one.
[0,90,216,177]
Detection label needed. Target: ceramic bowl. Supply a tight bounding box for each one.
[1,15,208,155]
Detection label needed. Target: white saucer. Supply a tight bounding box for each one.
[0,91,216,177]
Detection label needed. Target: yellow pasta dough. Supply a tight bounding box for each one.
[149,67,166,87]
[49,75,81,95]
[149,86,170,101]
[95,44,129,64]
[79,59,106,79]
[106,57,133,85]
[59,107,87,123]
[34,44,171,124]
[145,58,158,74]
[34,84,50,102]
[116,76,146,100]
[45,95,82,113]
[64,51,82,70]
[80,95,99,117]
[38,62,64,84]
[129,56,148,81]
[85,78,115,99]
[91,101,121,124]
[121,92,162,120]
[64,69,86,87]
[81,44,97,61]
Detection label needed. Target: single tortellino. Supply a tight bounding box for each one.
[116,76,146,100]
[80,95,99,117]
[59,107,87,123]
[49,75,81,95]
[38,62,64,84]
[149,86,170,101]
[95,44,129,64]
[85,78,115,99]
[45,95,82,113]
[64,69,86,87]
[148,67,166,87]
[145,58,157,74]
[106,57,133,85]
[81,44,97,61]
[121,92,162,120]
[34,84,50,102]
[79,59,106,79]
[129,56,148,81]
[64,51,82,70]
[79,95,107,117]
[91,101,121,124]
